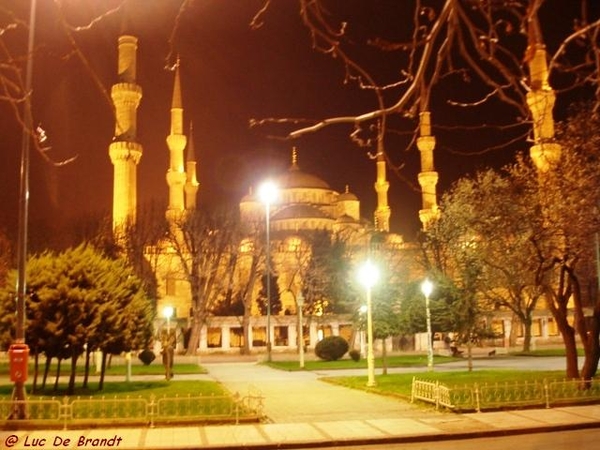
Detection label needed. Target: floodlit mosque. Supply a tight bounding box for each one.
[108,33,561,354]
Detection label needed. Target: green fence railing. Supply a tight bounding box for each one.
[411,376,600,412]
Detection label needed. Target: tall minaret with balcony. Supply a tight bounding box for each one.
[109,35,143,233]
[417,111,439,229]
[184,122,199,210]
[373,140,391,232]
[526,23,561,172]
[165,61,188,222]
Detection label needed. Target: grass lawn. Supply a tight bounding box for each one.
[0,362,206,377]
[510,348,584,357]
[104,363,206,376]
[324,369,567,400]
[0,381,242,425]
[0,379,226,398]
[0,361,213,399]
[267,354,459,371]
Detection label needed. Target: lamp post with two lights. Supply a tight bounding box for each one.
[421,279,434,371]
[259,181,278,362]
[162,306,175,380]
[358,260,379,387]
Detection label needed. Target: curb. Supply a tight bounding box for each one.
[137,420,600,450]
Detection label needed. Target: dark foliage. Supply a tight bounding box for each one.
[315,335,349,361]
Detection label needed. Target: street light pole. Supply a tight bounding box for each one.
[259,181,277,362]
[164,306,174,333]
[10,0,37,420]
[421,279,434,372]
[358,260,379,387]
[297,292,305,369]
[265,200,271,361]
[365,282,375,386]
[162,306,174,380]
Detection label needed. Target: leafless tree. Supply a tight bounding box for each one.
[224,218,265,355]
[249,1,600,182]
[163,206,239,355]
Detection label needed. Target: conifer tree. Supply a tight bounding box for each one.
[0,244,153,393]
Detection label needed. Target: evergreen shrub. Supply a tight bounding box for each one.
[138,349,156,365]
[315,336,349,361]
[349,349,361,362]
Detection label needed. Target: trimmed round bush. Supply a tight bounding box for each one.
[349,349,361,362]
[315,336,349,361]
[138,349,156,365]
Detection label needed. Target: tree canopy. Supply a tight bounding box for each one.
[421,103,600,379]
[0,244,154,393]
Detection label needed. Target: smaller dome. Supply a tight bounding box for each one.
[338,192,358,201]
[337,185,358,201]
[240,187,258,204]
[335,214,356,224]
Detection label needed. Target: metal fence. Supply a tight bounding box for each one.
[0,392,264,429]
[411,376,600,412]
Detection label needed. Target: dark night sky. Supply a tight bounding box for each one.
[1,0,598,247]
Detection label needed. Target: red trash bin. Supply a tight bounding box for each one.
[8,343,29,383]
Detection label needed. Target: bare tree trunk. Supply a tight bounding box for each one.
[32,350,39,394]
[68,352,78,395]
[242,313,251,355]
[572,276,600,382]
[552,300,580,379]
[54,358,62,391]
[547,283,580,379]
[522,317,533,352]
[241,253,260,356]
[580,314,600,381]
[83,349,91,388]
[98,351,108,391]
[509,315,519,347]
[466,340,473,372]
[42,356,51,390]
[562,326,579,379]
[186,310,203,355]
[381,338,388,375]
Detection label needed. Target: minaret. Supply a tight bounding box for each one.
[291,146,299,169]
[109,35,143,233]
[417,111,439,229]
[165,60,188,222]
[526,38,561,172]
[184,122,199,210]
[373,140,390,232]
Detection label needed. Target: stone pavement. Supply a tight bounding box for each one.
[203,362,426,422]
[2,360,600,449]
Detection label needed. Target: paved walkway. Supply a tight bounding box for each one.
[2,360,600,449]
[203,362,427,422]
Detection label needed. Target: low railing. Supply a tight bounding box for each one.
[0,392,264,429]
[411,378,454,410]
[412,376,600,412]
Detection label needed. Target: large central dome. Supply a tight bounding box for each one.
[275,148,330,189]
[239,147,363,234]
[276,163,330,189]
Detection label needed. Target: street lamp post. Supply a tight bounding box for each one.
[259,181,277,362]
[125,350,132,382]
[9,0,38,420]
[163,305,174,333]
[162,306,174,380]
[358,260,379,387]
[297,292,305,369]
[358,305,368,358]
[421,279,434,371]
